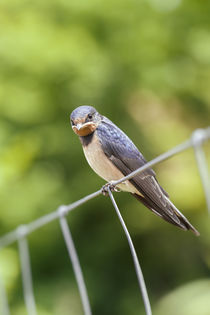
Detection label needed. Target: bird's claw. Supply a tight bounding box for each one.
[101,182,120,196]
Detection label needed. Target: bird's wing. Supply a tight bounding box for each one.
[98,117,167,195]
[97,118,199,235]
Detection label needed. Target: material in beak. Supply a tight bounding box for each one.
[72,122,97,136]
[75,123,83,131]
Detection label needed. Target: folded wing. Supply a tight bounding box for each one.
[98,118,199,235]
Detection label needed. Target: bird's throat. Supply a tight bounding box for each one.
[79,133,94,146]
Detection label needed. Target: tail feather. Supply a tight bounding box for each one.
[132,193,200,236]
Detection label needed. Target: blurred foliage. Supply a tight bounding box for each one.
[155,279,210,315]
[0,0,210,314]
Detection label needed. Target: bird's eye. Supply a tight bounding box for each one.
[71,119,75,125]
[88,114,93,120]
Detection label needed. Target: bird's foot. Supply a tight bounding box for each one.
[101,181,120,196]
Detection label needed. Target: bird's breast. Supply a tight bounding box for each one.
[82,132,122,181]
[82,132,139,194]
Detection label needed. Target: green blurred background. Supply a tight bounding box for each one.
[0,0,210,314]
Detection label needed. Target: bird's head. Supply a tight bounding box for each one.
[70,106,102,136]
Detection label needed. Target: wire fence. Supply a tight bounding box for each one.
[0,127,210,315]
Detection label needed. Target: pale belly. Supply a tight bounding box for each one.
[82,133,139,194]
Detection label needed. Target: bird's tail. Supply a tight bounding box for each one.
[132,193,200,236]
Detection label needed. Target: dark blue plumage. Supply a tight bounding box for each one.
[97,117,154,171]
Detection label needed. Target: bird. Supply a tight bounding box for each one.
[70,105,199,236]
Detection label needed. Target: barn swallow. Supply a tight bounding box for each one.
[70,105,199,235]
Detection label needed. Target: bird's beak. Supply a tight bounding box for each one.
[72,122,97,136]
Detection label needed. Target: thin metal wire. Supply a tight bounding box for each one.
[59,216,92,315]
[112,139,192,187]
[108,188,152,315]
[18,232,37,315]
[112,127,210,188]
[0,189,102,249]
[192,129,210,214]
[0,275,10,315]
[1,128,210,249]
[0,127,209,315]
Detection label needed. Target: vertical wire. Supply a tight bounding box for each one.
[194,145,210,214]
[59,215,92,315]
[192,130,210,214]
[18,235,37,315]
[108,188,152,315]
[0,275,10,315]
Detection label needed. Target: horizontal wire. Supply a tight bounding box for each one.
[112,139,192,186]
[112,127,210,187]
[0,190,101,249]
